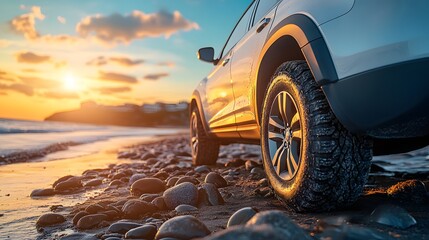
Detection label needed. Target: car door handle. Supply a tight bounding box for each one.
[222,58,230,66]
[257,18,271,33]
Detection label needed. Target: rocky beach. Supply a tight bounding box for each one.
[3,135,429,239]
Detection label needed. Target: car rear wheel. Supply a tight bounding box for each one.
[190,107,220,166]
[261,60,373,212]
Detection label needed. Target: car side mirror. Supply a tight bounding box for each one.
[197,47,217,64]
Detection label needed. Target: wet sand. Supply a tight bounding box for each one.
[0,135,170,239]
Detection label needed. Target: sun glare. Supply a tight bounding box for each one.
[64,73,78,91]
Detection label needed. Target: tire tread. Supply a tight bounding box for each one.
[266,60,372,212]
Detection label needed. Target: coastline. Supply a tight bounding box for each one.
[0,133,185,240]
[0,124,187,165]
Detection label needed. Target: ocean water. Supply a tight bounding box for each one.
[0,118,181,159]
[0,118,184,239]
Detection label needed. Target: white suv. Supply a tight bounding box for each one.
[190,0,429,211]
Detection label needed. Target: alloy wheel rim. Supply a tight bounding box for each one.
[191,112,198,156]
[267,91,302,180]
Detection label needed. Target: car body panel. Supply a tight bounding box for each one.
[322,57,429,138]
[231,4,278,139]
[318,1,429,136]
[321,0,429,80]
[273,0,355,27]
[200,50,239,137]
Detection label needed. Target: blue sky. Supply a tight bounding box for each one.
[0,0,252,119]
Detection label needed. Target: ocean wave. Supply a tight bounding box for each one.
[0,141,82,164]
[0,118,106,135]
[0,128,68,134]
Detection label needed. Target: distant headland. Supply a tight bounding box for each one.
[45,101,189,127]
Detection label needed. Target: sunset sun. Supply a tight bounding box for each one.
[64,73,78,91]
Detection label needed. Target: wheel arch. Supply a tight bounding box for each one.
[255,14,338,125]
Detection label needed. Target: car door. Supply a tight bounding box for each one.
[230,0,280,139]
[202,2,256,136]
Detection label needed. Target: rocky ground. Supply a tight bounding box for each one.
[29,136,429,239]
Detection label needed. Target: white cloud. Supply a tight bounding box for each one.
[57,16,66,24]
[76,10,199,44]
[31,6,45,20]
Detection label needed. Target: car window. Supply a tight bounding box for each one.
[221,2,256,57]
[253,0,279,26]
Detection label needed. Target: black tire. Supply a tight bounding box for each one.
[190,107,220,166]
[261,60,372,212]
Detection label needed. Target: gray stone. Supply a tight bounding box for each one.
[54,177,82,192]
[205,172,228,188]
[166,177,179,187]
[195,165,211,173]
[125,224,157,239]
[200,183,224,206]
[153,171,169,180]
[370,205,417,229]
[246,210,311,240]
[59,233,98,240]
[72,211,89,225]
[163,182,198,209]
[30,188,55,197]
[36,213,66,227]
[52,175,74,187]
[85,203,105,214]
[83,178,103,187]
[121,199,157,219]
[317,225,395,240]
[108,221,143,234]
[101,233,123,239]
[198,188,211,207]
[109,180,123,187]
[203,224,287,240]
[131,177,166,196]
[101,233,124,240]
[175,176,199,185]
[140,193,160,202]
[111,172,126,180]
[175,204,198,213]
[227,207,258,227]
[77,213,107,230]
[152,196,167,210]
[155,215,210,239]
[100,210,121,221]
[129,173,147,185]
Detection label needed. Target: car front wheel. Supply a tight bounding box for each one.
[261,60,373,212]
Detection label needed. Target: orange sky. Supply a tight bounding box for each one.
[0,1,251,120]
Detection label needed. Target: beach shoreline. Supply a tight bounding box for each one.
[0,133,185,240]
[1,135,426,239]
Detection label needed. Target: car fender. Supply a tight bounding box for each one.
[254,14,338,125]
[263,14,338,84]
